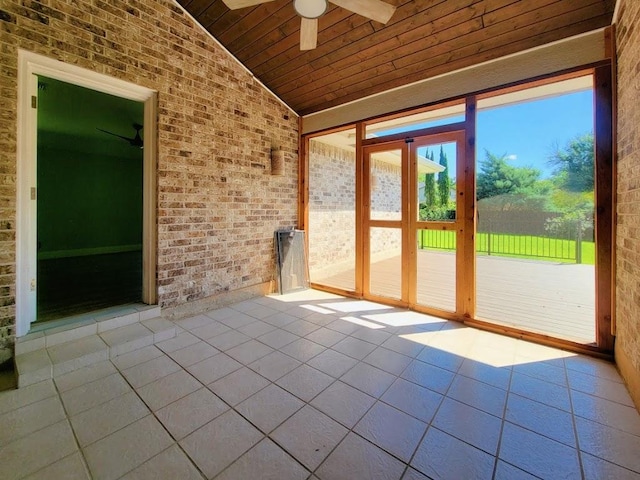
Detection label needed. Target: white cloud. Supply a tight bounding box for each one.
[506,154,517,161]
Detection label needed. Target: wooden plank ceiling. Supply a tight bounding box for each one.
[179,0,615,115]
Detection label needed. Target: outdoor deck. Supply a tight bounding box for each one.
[313,251,596,344]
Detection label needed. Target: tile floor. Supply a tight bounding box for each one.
[2,289,640,480]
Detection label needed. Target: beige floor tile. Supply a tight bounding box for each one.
[47,335,109,375]
[416,346,464,373]
[332,337,378,360]
[61,372,131,416]
[380,335,425,358]
[226,339,274,364]
[156,387,228,440]
[120,445,203,480]
[237,320,277,338]
[572,389,640,435]
[341,362,396,398]
[168,340,219,367]
[111,345,163,371]
[305,327,346,347]
[236,384,304,434]
[282,319,321,337]
[216,438,309,480]
[513,361,567,387]
[564,355,622,383]
[248,351,301,381]
[308,349,358,378]
[457,358,511,390]
[190,321,232,341]
[263,312,299,328]
[505,393,576,446]
[311,381,376,428]
[402,468,430,480]
[576,416,640,474]
[257,329,300,349]
[209,367,270,405]
[325,318,363,335]
[446,374,507,418]
[180,410,263,478]
[243,305,280,321]
[364,346,412,375]
[433,397,502,455]
[412,427,495,480]
[509,371,571,412]
[136,369,201,411]
[206,330,251,351]
[0,379,56,415]
[219,311,262,329]
[271,405,348,470]
[499,422,580,479]
[0,395,66,446]
[381,378,442,423]
[83,415,173,480]
[494,460,539,480]
[70,391,149,446]
[581,452,640,480]
[204,306,236,321]
[122,355,181,388]
[316,432,405,480]
[401,359,455,394]
[350,327,393,346]
[276,364,334,402]
[355,401,427,462]
[280,337,326,362]
[54,360,117,393]
[174,314,217,331]
[187,352,242,385]
[15,349,51,386]
[568,368,635,407]
[156,331,200,353]
[23,452,90,480]
[0,420,78,480]
[99,323,153,351]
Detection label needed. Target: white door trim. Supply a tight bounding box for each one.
[16,50,158,337]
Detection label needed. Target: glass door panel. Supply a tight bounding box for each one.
[413,136,463,314]
[370,149,402,221]
[370,227,402,300]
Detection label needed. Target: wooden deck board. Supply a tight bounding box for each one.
[312,251,596,343]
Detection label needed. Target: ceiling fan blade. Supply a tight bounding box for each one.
[222,0,274,9]
[300,17,318,50]
[97,128,134,143]
[330,0,396,24]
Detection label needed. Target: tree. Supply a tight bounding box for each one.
[476,150,541,200]
[437,145,451,206]
[548,133,594,192]
[423,150,437,208]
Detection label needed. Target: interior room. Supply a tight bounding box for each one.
[0,0,639,478]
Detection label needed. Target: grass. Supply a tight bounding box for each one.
[417,230,595,265]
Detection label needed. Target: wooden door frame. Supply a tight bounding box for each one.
[16,50,158,337]
[362,140,410,308]
[300,65,614,355]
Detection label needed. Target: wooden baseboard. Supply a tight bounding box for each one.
[615,342,640,413]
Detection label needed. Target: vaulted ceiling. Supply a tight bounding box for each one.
[179,0,616,115]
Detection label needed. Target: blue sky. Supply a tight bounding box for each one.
[380,89,594,180]
[477,90,594,178]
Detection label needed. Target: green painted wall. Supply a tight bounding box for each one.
[37,131,143,258]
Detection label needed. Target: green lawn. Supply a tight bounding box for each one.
[417,230,595,265]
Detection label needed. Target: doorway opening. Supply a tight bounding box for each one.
[35,76,144,323]
[16,50,158,337]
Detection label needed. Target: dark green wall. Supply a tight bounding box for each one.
[37,131,143,257]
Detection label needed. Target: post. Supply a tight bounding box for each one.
[487,220,491,256]
[575,222,582,264]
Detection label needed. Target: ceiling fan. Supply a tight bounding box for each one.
[97,123,144,149]
[222,0,396,50]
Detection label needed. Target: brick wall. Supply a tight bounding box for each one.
[0,0,299,354]
[308,138,402,286]
[615,0,640,409]
[308,139,356,283]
